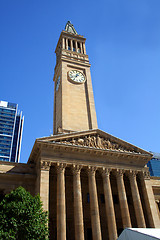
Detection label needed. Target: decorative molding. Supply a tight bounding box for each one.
[56,163,66,174]
[127,170,138,180]
[88,166,97,176]
[140,171,150,180]
[41,161,51,170]
[72,164,82,175]
[115,169,125,178]
[100,168,111,178]
[52,134,142,154]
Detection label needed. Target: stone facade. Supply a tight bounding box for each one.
[0,22,160,240]
[27,129,159,240]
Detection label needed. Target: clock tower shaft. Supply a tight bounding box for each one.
[53,22,97,134]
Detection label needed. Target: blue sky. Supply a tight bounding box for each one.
[1,0,160,163]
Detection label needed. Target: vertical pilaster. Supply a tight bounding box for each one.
[139,171,160,227]
[116,169,132,228]
[62,37,65,49]
[101,168,117,240]
[57,163,66,240]
[40,161,50,211]
[72,165,84,240]
[88,166,102,240]
[128,170,146,227]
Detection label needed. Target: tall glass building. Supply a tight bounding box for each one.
[0,100,24,162]
[147,152,160,177]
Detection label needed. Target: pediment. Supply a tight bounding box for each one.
[37,129,151,156]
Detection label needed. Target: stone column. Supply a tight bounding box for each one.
[88,166,102,240]
[40,161,51,211]
[80,42,83,53]
[128,170,146,227]
[139,171,160,227]
[75,41,78,52]
[72,165,84,240]
[57,163,66,240]
[65,38,68,50]
[83,42,86,54]
[116,169,132,228]
[101,168,117,240]
[70,39,73,51]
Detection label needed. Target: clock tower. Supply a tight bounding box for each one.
[53,21,98,134]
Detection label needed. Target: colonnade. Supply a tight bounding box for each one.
[40,163,149,240]
[62,37,86,54]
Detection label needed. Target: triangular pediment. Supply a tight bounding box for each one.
[37,129,151,156]
[65,21,78,35]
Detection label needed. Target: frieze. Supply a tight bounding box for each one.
[52,134,141,154]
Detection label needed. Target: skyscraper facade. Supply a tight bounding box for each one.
[147,152,160,177]
[0,101,24,162]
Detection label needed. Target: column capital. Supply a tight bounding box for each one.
[100,168,111,178]
[127,170,138,179]
[72,164,82,175]
[115,169,125,178]
[56,163,66,174]
[139,170,150,180]
[41,161,51,170]
[88,166,97,176]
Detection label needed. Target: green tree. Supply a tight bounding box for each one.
[0,186,48,240]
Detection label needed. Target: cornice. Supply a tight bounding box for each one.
[28,139,150,167]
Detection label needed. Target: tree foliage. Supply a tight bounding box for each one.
[0,186,48,240]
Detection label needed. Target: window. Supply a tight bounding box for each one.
[0,157,9,161]
[0,143,11,148]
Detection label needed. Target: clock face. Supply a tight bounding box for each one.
[68,70,86,83]
[56,76,60,91]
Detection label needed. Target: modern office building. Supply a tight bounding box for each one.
[147,152,160,177]
[0,101,24,162]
